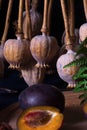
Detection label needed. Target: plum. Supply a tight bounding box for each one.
[0,122,13,130]
[17,106,64,130]
[18,84,65,112]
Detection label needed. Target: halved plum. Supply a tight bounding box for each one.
[17,106,64,130]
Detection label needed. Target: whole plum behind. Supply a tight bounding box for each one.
[18,84,65,112]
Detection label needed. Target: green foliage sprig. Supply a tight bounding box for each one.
[64,37,87,104]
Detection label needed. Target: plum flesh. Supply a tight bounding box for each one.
[24,110,51,127]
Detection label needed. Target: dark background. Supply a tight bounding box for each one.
[0,0,86,44]
[0,0,86,109]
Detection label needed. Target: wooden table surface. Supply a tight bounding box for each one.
[0,91,87,130]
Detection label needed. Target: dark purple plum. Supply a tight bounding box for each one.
[0,122,13,130]
[18,84,65,112]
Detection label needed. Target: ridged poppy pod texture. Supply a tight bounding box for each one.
[30,8,42,36]
[23,4,42,38]
[45,36,60,64]
[56,49,78,88]
[30,34,59,67]
[21,64,46,86]
[79,23,87,42]
[3,35,31,69]
[60,29,79,56]
[61,29,79,46]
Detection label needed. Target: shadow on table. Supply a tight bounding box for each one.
[0,65,67,110]
[61,106,87,130]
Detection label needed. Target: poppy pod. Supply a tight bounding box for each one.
[3,34,31,69]
[56,49,77,88]
[30,34,59,67]
[21,63,45,86]
[23,0,42,38]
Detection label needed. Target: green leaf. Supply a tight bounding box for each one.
[77,66,87,75]
[80,98,87,105]
[74,87,85,92]
[79,37,87,48]
[71,37,87,105]
[64,57,87,68]
[73,66,87,80]
[76,47,87,56]
[79,93,87,99]
[73,80,87,92]
[76,38,87,56]
[74,74,87,80]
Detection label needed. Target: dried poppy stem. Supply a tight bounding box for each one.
[68,0,76,46]
[1,0,14,44]
[68,0,75,37]
[25,0,32,40]
[60,0,71,45]
[47,0,53,35]
[17,0,24,34]
[41,0,49,35]
[83,0,87,21]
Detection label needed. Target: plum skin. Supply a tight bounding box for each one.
[18,84,65,112]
